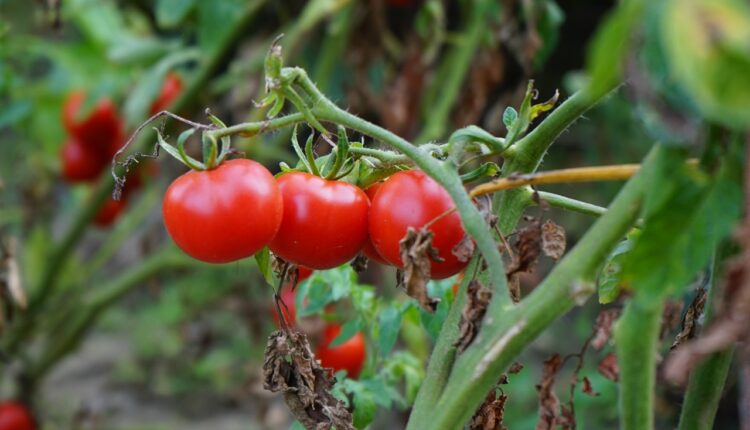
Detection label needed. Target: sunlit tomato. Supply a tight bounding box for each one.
[62,91,123,155]
[369,170,468,279]
[269,173,369,270]
[315,324,366,379]
[150,72,184,115]
[0,401,35,430]
[60,138,106,182]
[94,197,128,227]
[162,159,283,263]
[362,183,389,265]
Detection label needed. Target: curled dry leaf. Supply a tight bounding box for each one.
[469,389,508,430]
[351,253,368,273]
[453,195,496,263]
[536,354,563,430]
[508,362,524,374]
[591,309,620,350]
[398,227,442,312]
[541,220,566,260]
[581,376,599,397]
[455,280,493,352]
[263,330,354,430]
[670,288,707,350]
[660,299,684,340]
[598,352,619,382]
[507,223,541,278]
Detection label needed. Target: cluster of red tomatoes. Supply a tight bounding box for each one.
[60,73,183,227]
[0,401,35,430]
[271,268,367,379]
[163,165,469,278]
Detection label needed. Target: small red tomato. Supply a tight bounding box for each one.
[315,324,366,379]
[0,401,35,430]
[362,183,389,265]
[60,138,106,183]
[94,197,128,227]
[150,72,184,115]
[296,266,313,283]
[369,170,468,279]
[62,91,123,155]
[269,173,369,270]
[162,159,283,264]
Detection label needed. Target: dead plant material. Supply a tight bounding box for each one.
[591,309,620,351]
[455,280,493,352]
[540,220,566,260]
[469,387,508,430]
[398,227,442,312]
[598,353,619,382]
[506,222,542,278]
[670,288,707,350]
[263,330,354,430]
[660,299,685,340]
[536,354,563,430]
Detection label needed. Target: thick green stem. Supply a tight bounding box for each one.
[678,253,735,430]
[407,151,648,430]
[615,299,665,430]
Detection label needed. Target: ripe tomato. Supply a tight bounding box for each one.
[269,172,369,270]
[62,91,123,156]
[363,183,389,265]
[60,138,106,182]
[369,170,468,279]
[0,401,35,430]
[150,72,184,115]
[162,159,283,263]
[315,324,366,379]
[94,197,128,227]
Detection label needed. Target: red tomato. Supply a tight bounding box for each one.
[60,138,106,182]
[62,91,123,156]
[94,197,128,227]
[269,173,369,270]
[315,324,366,379]
[162,159,283,263]
[296,266,313,283]
[150,72,183,115]
[362,183,389,265]
[0,401,35,430]
[369,170,468,279]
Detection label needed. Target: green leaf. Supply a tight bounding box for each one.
[352,389,377,430]
[502,106,518,130]
[597,234,636,304]
[661,0,750,128]
[254,247,274,286]
[377,306,403,356]
[621,144,743,304]
[329,318,362,348]
[156,0,197,28]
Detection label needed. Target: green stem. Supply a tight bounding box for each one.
[211,112,306,140]
[536,190,608,217]
[678,253,735,430]
[416,0,495,143]
[407,150,649,430]
[614,299,665,430]
[6,2,265,355]
[29,247,193,381]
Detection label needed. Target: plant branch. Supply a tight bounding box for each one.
[535,191,607,217]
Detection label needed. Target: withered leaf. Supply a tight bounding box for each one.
[591,309,620,350]
[452,235,476,263]
[670,288,707,350]
[581,376,599,397]
[508,362,524,374]
[351,253,368,273]
[556,404,576,430]
[660,299,684,340]
[398,227,442,312]
[535,354,562,430]
[263,330,354,430]
[469,390,508,430]
[598,353,619,382]
[541,220,566,260]
[455,280,493,352]
[507,224,541,278]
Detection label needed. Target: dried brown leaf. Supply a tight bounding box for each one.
[469,390,508,430]
[263,330,354,430]
[541,220,566,260]
[351,253,368,273]
[581,376,599,397]
[452,235,476,263]
[670,288,707,349]
[598,353,619,382]
[507,224,541,278]
[508,362,524,374]
[591,309,620,350]
[455,280,493,352]
[660,299,684,340]
[535,354,563,430]
[399,227,442,312]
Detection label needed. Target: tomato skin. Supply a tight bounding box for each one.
[0,401,35,430]
[363,183,389,265]
[60,138,106,182]
[315,324,366,379]
[150,72,183,115]
[93,197,127,227]
[269,173,369,270]
[369,170,468,279]
[62,91,123,156]
[162,159,283,264]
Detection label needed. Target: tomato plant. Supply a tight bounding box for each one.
[163,159,283,263]
[269,172,370,270]
[0,402,35,430]
[149,72,184,115]
[315,324,366,379]
[369,170,468,279]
